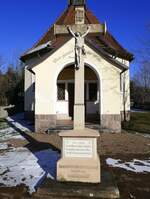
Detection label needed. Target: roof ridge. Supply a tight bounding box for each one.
[33,7,70,48]
[21,5,133,62]
[85,8,100,24]
[106,32,129,53]
[85,8,129,53]
[63,6,74,24]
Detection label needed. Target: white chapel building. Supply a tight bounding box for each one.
[21,0,133,133]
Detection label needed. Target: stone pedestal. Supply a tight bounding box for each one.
[57,129,101,183]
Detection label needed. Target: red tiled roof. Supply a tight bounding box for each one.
[21,5,133,62]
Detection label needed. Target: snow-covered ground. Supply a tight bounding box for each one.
[0,142,9,150]
[0,113,33,141]
[131,109,150,113]
[0,143,60,193]
[106,158,150,173]
[135,132,150,139]
[6,113,34,132]
[0,113,60,193]
[0,127,25,141]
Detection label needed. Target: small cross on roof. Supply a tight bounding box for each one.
[69,0,86,6]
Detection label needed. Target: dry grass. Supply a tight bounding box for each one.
[123,112,150,134]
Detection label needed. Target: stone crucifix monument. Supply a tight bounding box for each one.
[55,4,107,183]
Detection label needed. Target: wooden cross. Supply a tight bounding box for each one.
[54,7,107,130]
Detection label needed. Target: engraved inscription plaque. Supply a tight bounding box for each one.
[64,138,93,158]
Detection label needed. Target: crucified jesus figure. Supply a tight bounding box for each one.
[67,26,90,69]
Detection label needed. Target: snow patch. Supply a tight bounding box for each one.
[6,113,33,132]
[0,147,60,193]
[0,127,25,141]
[0,143,8,150]
[0,113,34,141]
[135,132,150,139]
[106,158,150,173]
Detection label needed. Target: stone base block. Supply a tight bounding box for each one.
[35,114,56,132]
[37,170,120,199]
[121,111,130,121]
[56,114,72,120]
[57,157,101,183]
[101,114,121,133]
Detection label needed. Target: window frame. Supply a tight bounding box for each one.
[88,82,98,102]
[57,82,66,101]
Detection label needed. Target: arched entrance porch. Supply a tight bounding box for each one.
[56,64,100,128]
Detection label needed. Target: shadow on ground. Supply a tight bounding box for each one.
[3,118,61,193]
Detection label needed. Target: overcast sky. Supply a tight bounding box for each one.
[0,0,150,76]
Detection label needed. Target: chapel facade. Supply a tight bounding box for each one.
[21,0,133,133]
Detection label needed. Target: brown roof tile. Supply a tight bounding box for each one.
[21,5,133,62]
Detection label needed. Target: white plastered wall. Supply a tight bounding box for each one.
[120,67,130,112]
[112,56,130,113]
[29,38,123,117]
[24,66,35,112]
[84,45,122,116]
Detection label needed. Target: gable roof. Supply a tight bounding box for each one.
[21,5,133,62]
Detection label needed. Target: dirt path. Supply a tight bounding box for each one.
[99,132,150,155]
[8,132,150,156]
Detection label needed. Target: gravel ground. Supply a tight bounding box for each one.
[8,131,150,156]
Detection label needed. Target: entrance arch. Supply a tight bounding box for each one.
[56,64,100,124]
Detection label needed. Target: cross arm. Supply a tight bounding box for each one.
[54,23,107,35]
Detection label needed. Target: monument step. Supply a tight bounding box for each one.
[35,170,120,199]
[46,124,100,134]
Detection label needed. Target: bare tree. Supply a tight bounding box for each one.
[0,55,4,71]
[138,61,150,89]
[131,26,150,108]
[133,61,150,105]
[0,51,24,107]
[121,71,131,122]
[136,25,150,63]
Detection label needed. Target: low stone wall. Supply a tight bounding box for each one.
[0,105,15,118]
[101,114,121,133]
[35,114,57,132]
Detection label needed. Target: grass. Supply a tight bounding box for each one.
[0,118,9,130]
[123,112,150,134]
